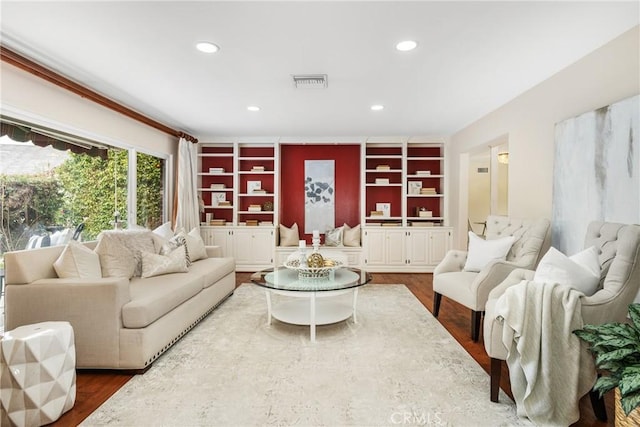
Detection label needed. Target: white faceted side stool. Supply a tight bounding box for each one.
[1,321,76,427]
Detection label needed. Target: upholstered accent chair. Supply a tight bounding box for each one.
[433,215,550,341]
[484,221,640,413]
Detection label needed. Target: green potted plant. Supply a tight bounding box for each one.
[574,303,640,421]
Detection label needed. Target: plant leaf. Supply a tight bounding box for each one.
[620,368,640,395]
[621,391,640,416]
[596,348,639,366]
[594,376,620,396]
[629,304,640,331]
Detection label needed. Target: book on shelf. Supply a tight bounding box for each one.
[210,183,226,190]
[209,219,226,226]
[245,219,259,226]
[209,167,225,173]
[375,178,390,185]
[217,200,231,207]
[259,221,273,226]
[416,170,431,176]
[375,164,391,171]
[251,165,266,172]
[370,210,384,217]
[251,189,267,194]
[411,221,435,227]
[248,204,262,212]
[420,188,437,195]
[418,210,433,218]
[381,222,401,227]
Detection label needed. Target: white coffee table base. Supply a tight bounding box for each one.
[265,288,358,342]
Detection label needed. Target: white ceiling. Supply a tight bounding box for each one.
[1,1,638,140]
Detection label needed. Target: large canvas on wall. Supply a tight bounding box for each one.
[552,95,639,256]
[304,160,335,233]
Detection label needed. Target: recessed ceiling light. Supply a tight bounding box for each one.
[247,106,260,112]
[196,42,219,53]
[371,105,384,111]
[396,40,418,52]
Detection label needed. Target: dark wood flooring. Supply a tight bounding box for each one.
[50,272,613,426]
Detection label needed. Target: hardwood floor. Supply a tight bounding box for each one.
[50,272,613,426]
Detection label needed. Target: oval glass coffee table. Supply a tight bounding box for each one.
[251,267,372,342]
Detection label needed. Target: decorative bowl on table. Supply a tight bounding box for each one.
[284,255,344,279]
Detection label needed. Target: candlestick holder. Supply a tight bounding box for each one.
[312,236,321,252]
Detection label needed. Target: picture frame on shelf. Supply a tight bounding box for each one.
[212,192,226,206]
[247,180,262,194]
[376,202,391,218]
[408,181,422,195]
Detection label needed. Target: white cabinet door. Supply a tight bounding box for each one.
[200,227,234,257]
[385,229,406,266]
[363,229,386,266]
[428,228,452,266]
[406,229,429,266]
[364,228,405,266]
[233,228,275,270]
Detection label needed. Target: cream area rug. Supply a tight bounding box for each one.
[82,284,530,426]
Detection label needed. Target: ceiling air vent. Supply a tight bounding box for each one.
[292,74,328,89]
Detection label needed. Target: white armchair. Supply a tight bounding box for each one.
[433,215,550,341]
[484,221,640,413]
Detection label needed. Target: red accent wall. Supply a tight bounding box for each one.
[280,145,360,239]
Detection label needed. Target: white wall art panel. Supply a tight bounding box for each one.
[304,160,335,234]
[552,94,639,256]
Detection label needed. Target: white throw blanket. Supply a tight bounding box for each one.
[495,281,596,426]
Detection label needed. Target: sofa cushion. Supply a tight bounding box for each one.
[141,246,188,278]
[123,272,204,328]
[53,240,102,279]
[95,230,157,278]
[187,257,236,289]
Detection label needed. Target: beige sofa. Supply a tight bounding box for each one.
[3,240,236,371]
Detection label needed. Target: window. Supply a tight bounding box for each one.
[0,120,168,255]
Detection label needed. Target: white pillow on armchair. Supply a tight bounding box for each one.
[463,231,515,272]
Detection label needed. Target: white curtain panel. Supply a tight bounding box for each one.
[175,138,200,232]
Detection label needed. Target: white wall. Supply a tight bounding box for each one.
[448,26,640,248]
[0,62,177,157]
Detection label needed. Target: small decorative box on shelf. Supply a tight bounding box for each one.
[375,178,390,185]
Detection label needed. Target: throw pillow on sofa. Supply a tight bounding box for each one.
[162,234,191,266]
[187,228,208,261]
[95,230,156,278]
[463,231,515,272]
[279,223,299,246]
[141,245,188,278]
[53,240,102,279]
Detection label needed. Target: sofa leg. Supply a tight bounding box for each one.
[433,292,442,317]
[589,387,607,421]
[471,310,483,342]
[490,358,501,402]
